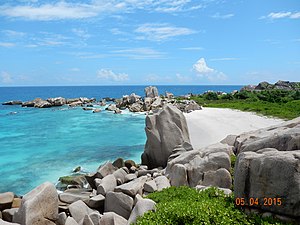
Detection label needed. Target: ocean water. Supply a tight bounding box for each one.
[0,85,242,195]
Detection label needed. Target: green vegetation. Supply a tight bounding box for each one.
[191,90,300,120]
[135,186,288,225]
[230,154,236,190]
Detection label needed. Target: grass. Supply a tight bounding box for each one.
[135,186,288,225]
[188,90,300,120]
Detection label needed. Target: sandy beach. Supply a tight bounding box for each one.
[185,107,284,149]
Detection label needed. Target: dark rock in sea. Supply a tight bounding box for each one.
[144,86,159,98]
[124,160,136,169]
[142,104,192,169]
[103,97,115,102]
[2,101,22,105]
[82,107,94,111]
[113,158,125,169]
[114,108,122,114]
[73,166,82,173]
[34,98,52,108]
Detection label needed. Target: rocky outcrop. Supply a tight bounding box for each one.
[2,101,22,106]
[234,148,300,218]
[144,86,159,98]
[166,143,232,188]
[240,80,300,91]
[142,104,192,169]
[234,117,300,154]
[13,182,58,225]
[0,193,14,211]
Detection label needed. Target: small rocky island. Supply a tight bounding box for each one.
[2,86,201,114]
[0,85,299,225]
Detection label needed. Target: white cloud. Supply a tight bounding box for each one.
[135,23,195,41]
[193,58,227,81]
[70,68,80,72]
[211,13,234,19]
[262,11,300,20]
[180,47,203,51]
[193,58,214,73]
[0,42,15,47]
[111,47,166,59]
[97,69,129,82]
[71,28,91,39]
[1,71,13,84]
[2,30,26,38]
[0,1,204,21]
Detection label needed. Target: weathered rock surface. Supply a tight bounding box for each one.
[0,192,14,211]
[97,174,117,196]
[13,182,58,225]
[142,104,192,169]
[104,192,133,219]
[0,220,20,225]
[2,208,18,222]
[234,117,300,154]
[99,212,127,225]
[154,176,170,191]
[65,217,79,225]
[234,148,300,218]
[114,176,147,197]
[144,86,159,98]
[127,199,156,225]
[166,143,232,188]
[68,200,94,223]
[86,194,105,209]
[59,189,91,204]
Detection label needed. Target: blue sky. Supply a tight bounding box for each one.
[0,0,299,86]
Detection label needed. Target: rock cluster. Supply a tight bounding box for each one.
[219,117,300,221]
[2,97,96,108]
[240,80,300,91]
[108,87,202,114]
[0,160,162,225]
[2,86,202,114]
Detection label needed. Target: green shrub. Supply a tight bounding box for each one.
[234,91,253,100]
[203,92,218,100]
[135,187,287,225]
[220,93,234,100]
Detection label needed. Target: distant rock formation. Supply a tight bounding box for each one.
[141,104,193,169]
[240,80,300,91]
[144,86,159,98]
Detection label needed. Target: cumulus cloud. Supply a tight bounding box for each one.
[71,28,91,39]
[135,23,196,41]
[262,11,300,20]
[1,71,13,84]
[193,58,227,81]
[193,58,214,74]
[97,69,129,82]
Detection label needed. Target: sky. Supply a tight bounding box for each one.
[0,0,299,86]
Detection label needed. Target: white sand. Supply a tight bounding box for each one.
[184,108,284,149]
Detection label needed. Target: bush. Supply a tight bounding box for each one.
[234,91,253,100]
[220,93,234,100]
[135,187,286,225]
[203,92,218,100]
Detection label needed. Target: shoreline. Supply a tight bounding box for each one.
[185,107,284,149]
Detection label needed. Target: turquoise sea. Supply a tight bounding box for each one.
[0,85,242,195]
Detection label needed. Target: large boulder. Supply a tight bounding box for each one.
[99,212,127,225]
[2,101,22,105]
[34,99,52,108]
[104,192,133,219]
[144,86,159,98]
[114,176,147,197]
[142,104,193,169]
[0,192,14,211]
[127,198,156,225]
[234,117,300,154]
[129,103,143,112]
[68,200,94,223]
[234,148,300,218]
[13,182,58,225]
[166,143,232,188]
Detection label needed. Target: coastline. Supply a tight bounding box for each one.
[185,107,284,149]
